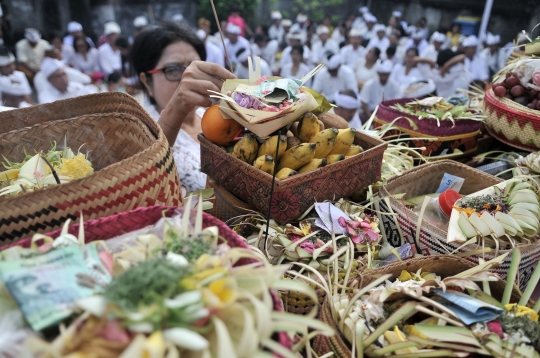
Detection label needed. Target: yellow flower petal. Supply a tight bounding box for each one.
[208,277,237,306]
[505,304,539,321]
[398,270,413,282]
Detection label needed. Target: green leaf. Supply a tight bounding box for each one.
[413,324,482,348]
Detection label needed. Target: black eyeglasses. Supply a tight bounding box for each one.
[147,64,187,81]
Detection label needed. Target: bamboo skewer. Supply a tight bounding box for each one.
[209,0,233,70]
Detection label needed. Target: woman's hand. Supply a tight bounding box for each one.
[159,62,236,145]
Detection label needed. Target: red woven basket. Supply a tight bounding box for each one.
[375,98,480,159]
[484,87,540,151]
[0,205,291,350]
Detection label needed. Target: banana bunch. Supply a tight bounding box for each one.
[457,179,540,241]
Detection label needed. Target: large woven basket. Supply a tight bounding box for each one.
[313,255,524,357]
[0,205,292,350]
[484,87,540,151]
[375,98,480,160]
[379,160,540,290]
[0,92,181,244]
[205,177,254,224]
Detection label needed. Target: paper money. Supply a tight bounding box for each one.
[434,289,503,325]
[0,244,110,331]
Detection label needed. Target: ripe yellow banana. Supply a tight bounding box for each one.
[231,134,259,164]
[276,168,298,179]
[277,143,316,171]
[257,135,287,159]
[297,112,320,143]
[326,154,345,164]
[329,128,357,155]
[253,155,275,175]
[298,158,327,173]
[345,145,363,156]
[312,128,338,158]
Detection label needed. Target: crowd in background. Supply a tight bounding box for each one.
[0,5,532,194]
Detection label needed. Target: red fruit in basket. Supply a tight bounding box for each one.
[514,96,530,106]
[510,85,525,97]
[528,103,536,109]
[506,76,521,88]
[533,99,539,108]
[493,85,507,97]
[531,90,539,99]
[533,71,540,85]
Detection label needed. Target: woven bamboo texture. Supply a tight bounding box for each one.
[485,87,540,151]
[200,131,387,224]
[379,160,540,290]
[0,93,181,243]
[313,255,523,357]
[0,205,291,350]
[205,177,254,223]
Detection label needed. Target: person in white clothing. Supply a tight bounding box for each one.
[196,29,224,67]
[290,14,309,36]
[352,6,370,32]
[355,47,381,89]
[392,11,408,33]
[98,22,122,76]
[420,32,447,62]
[457,35,489,91]
[280,45,313,86]
[16,28,50,82]
[311,26,340,65]
[340,28,366,68]
[251,34,279,72]
[416,49,466,98]
[224,23,251,69]
[367,24,390,55]
[280,33,311,69]
[0,46,33,108]
[130,16,148,44]
[233,47,272,79]
[360,59,399,118]
[481,33,506,78]
[50,33,74,66]
[268,11,284,43]
[331,23,347,46]
[312,54,357,103]
[34,47,92,93]
[37,59,95,104]
[334,90,362,128]
[363,14,378,41]
[390,47,425,97]
[405,29,429,54]
[63,21,95,49]
[69,35,101,75]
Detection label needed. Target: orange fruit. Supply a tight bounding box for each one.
[201,104,244,146]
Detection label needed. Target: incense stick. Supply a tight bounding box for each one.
[209,0,233,70]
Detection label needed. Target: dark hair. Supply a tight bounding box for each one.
[437,49,457,67]
[236,47,247,59]
[107,71,123,84]
[0,45,11,57]
[386,45,397,57]
[131,20,206,76]
[339,89,357,99]
[230,5,240,13]
[115,36,130,50]
[406,47,419,57]
[451,23,461,31]
[371,47,381,59]
[254,34,266,44]
[291,44,304,56]
[48,31,64,43]
[73,35,91,53]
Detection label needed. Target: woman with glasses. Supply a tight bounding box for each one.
[68,35,100,75]
[131,21,235,193]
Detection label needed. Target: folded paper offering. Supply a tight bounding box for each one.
[209,57,323,137]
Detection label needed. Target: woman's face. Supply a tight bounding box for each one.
[366,48,377,62]
[143,41,201,111]
[291,49,302,63]
[75,39,87,54]
[405,49,416,67]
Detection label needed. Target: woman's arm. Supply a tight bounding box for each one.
[439,54,465,75]
[158,61,236,145]
[414,56,436,68]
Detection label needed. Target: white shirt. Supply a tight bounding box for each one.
[224,36,251,66]
[367,37,390,55]
[461,54,489,86]
[34,64,91,93]
[352,17,367,33]
[280,45,311,69]
[290,23,308,36]
[354,57,378,87]
[205,41,224,67]
[311,39,340,64]
[234,58,272,79]
[421,63,465,98]
[268,24,284,43]
[363,27,377,41]
[340,44,367,68]
[69,48,100,74]
[360,78,400,111]
[420,44,439,62]
[312,65,358,103]
[280,62,313,87]
[405,38,429,54]
[61,44,75,64]
[63,35,95,48]
[142,97,207,193]
[347,111,363,129]
[331,28,346,46]
[38,81,96,104]
[480,48,507,77]
[98,43,122,76]
[389,64,425,97]
[0,70,31,97]
[15,39,50,71]
[251,40,279,70]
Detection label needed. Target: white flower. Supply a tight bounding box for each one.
[0,310,30,357]
[163,327,209,351]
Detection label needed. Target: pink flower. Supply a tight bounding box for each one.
[256,75,269,85]
[487,321,504,338]
[33,171,43,178]
[338,217,379,244]
[291,234,316,253]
